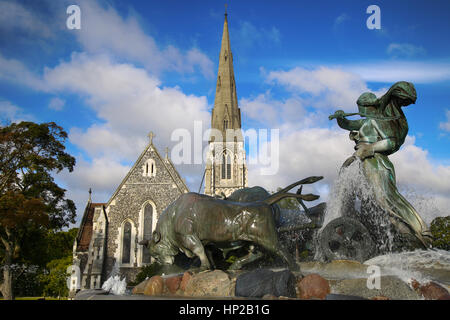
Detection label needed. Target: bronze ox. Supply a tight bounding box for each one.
[141,177,322,271]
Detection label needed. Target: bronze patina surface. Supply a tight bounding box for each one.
[329,81,432,249]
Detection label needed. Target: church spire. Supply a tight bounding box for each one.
[210,10,242,140]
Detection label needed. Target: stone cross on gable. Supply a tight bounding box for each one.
[148,131,155,145]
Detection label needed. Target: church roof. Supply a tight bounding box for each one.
[105,138,189,208]
[75,202,105,252]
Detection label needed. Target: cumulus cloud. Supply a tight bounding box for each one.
[75,0,214,78]
[43,53,211,158]
[0,100,34,123]
[387,43,426,58]
[266,66,385,111]
[0,54,45,90]
[439,109,450,132]
[0,0,54,39]
[48,97,65,111]
[346,61,450,83]
[232,21,281,49]
[243,66,449,224]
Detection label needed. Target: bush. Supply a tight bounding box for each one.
[39,256,72,298]
[430,216,450,250]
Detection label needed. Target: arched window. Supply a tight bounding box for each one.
[121,221,132,264]
[223,119,228,130]
[227,154,231,179]
[221,152,232,180]
[143,159,156,177]
[221,153,226,179]
[142,204,153,264]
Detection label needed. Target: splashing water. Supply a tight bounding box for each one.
[322,158,396,253]
[364,249,450,286]
[101,262,127,295]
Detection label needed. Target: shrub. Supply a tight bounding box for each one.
[430,216,450,250]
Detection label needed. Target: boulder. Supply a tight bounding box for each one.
[184,270,234,297]
[143,276,164,296]
[132,278,150,295]
[235,269,297,298]
[419,281,450,300]
[299,260,368,280]
[297,274,330,300]
[330,276,421,300]
[179,271,192,292]
[165,275,183,295]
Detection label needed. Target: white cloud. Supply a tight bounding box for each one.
[439,109,450,132]
[75,0,214,78]
[0,54,45,90]
[232,21,281,49]
[0,1,53,38]
[48,97,65,111]
[387,43,426,58]
[240,92,308,127]
[0,100,34,123]
[42,52,211,157]
[244,65,450,225]
[345,61,450,83]
[266,66,385,111]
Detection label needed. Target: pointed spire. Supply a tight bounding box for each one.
[88,188,92,203]
[210,8,242,141]
[165,147,169,160]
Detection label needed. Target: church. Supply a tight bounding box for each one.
[71,11,248,291]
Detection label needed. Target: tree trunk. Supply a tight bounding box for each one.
[2,264,14,300]
[1,242,14,300]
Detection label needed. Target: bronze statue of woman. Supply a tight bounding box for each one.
[329,81,432,249]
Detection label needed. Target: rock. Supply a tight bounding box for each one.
[297,274,330,300]
[132,278,150,295]
[235,269,297,298]
[325,293,367,300]
[299,260,369,280]
[143,276,164,296]
[184,270,234,297]
[371,295,390,300]
[410,279,421,291]
[74,289,108,300]
[262,294,278,300]
[179,271,192,292]
[419,281,450,300]
[165,275,182,294]
[330,276,421,300]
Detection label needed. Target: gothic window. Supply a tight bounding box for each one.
[224,119,228,130]
[142,203,153,264]
[221,153,226,179]
[224,50,228,61]
[221,152,232,180]
[227,154,231,179]
[121,221,132,264]
[143,159,156,177]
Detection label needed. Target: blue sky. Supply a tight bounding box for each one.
[0,0,449,225]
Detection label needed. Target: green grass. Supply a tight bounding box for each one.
[0,296,68,300]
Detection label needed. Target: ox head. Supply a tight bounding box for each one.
[143,230,177,265]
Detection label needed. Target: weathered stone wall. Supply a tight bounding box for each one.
[102,145,188,283]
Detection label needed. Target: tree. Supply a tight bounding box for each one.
[39,256,72,298]
[0,121,76,300]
